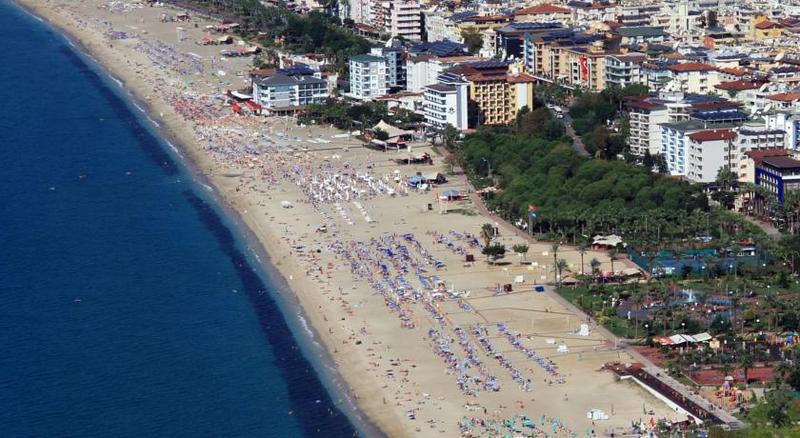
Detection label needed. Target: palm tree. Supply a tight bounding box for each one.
[739,353,754,386]
[556,258,569,285]
[480,223,494,248]
[590,258,601,278]
[578,243,588,275]
[608,248,619,276]
[774,360,793,385]
[551,242,560,282]
[721,363,732,381]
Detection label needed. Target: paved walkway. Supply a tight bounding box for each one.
[744,216,782,240]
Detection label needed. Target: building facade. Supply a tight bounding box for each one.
[627,99,669,156]
[756,156,800,203]
[423,80,469,130]
[382,0,422,41]
[349,54,388,100]
[685,129,736,183]
[252,74,328,109]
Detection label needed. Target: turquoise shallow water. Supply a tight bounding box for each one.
[0,2,357,436]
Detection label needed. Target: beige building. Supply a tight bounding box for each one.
[566,45,608,92]
[446,62,535,126]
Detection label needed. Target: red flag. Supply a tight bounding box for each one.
[579,56,588,81]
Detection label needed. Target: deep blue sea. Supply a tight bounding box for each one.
[0,2,359,436]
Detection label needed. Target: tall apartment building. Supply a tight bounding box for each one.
[667,63,720,94]
[371,40,407,90]
[765,111,800,151]
[350,0,373,25]
[685,129,736,183]
[382,0,422,41]
[755,156,800,204]
[349,54,388,100]
[566,45,608,92]
[423,76,469,130]
[442,61,535,126]
[732,124,786,180]
[626,98,669,156]
[604,53,645,88]
[616,4,661,27]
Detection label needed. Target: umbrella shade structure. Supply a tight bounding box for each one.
[407,175,425,187]
[441,189,462,200]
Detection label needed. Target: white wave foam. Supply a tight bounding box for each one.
[296,313,317,342]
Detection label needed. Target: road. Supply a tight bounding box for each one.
[561,113,590,157]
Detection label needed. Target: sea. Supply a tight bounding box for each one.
[0,2,362,436]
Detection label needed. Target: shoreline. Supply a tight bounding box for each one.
[10,1,380,435]
[13,1,692,436]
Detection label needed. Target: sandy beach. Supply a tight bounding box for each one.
[15,1,685,435]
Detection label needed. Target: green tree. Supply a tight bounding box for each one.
[712,168,738,209]
[740,353,754,385]
[442,124,459,150]
[460,27,483,54]
[481,223,495,248]
[482,243,506,264]
[556,258,569,285]
[373,128,389,141]
[578,243,588,275]
[590,258,601,277]
[512,243,530,263]
[550,242,560,282]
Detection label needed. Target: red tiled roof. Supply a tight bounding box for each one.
[746,149,791,160]
[250,68,276,77]
[467,73,510,82]
[718,66,748,76]
[514,3,571,15]
[690,101,740,111]
[668,62,716,72]
[689,129,736,142]
[507,72,537,83]
[755,20,781,30]
[767,92,800,102]
[714,80,766,91]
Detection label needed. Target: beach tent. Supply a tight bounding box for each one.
[668,334,696,345]
[407,175,425,187]
[592,234,625,249]
[425,172,447,184]
[692,332,712,343]
[372,120,413,148]
[440,189,461,200]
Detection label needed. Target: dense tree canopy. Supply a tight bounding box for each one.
[459,128,709,242]
[570,84,648,159]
